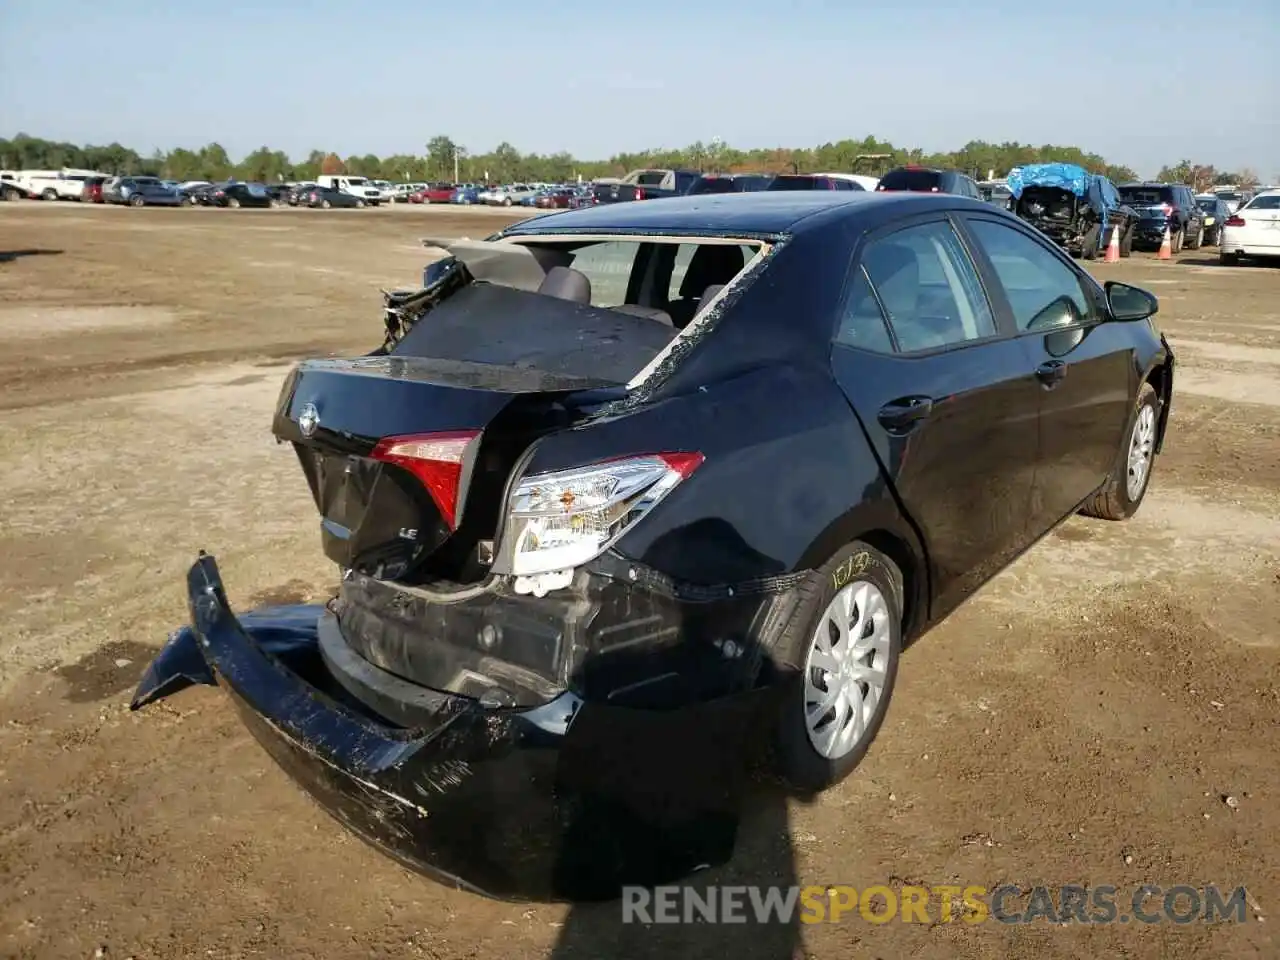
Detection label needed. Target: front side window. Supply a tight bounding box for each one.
[967,219,1096,331]
[852,220,997,352]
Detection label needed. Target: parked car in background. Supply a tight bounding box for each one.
[1195,194,1233,245]
[534,187,579,209]
[486,183,537,206]
[687,173,774,194]
[978,180,1014,208]
[452,184,484,204]
[181,183,216,206]
[766,174,862,192]
[315,175,382,205]
[1117,182,1205,252]
[80,176,106,203]
[23,169,101,201]
[304,185,366,208]
[875,166,983,199]
[1210,186,1251,214]
[1,171,24,201]
[104,176,183,207]
[1219,189,1280,265]
[206,182,274,208]
[133,190,1173,902]
[1008,163,1136,259]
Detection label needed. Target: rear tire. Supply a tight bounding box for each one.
[1170,227,1184,255]
[356,199,366,208]
[321,199,331,209]
[41,188,58,201]
[1120,224,1134,258]
[1187,224,1204,250]
[228,197,241,208]
[773,542,903,793]
[1081,382,1159,521]
[130,195,145,207]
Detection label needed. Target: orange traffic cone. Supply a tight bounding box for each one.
[1104,224,1121,263]
[1157,225,1172,260]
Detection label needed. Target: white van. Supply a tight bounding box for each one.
[315,175,382,205]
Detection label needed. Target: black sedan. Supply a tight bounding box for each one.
[132,192,1174,901]
[206,182,273,208]
[303,185,366,208]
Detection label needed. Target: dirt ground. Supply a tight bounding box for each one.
[0,201,1277,960]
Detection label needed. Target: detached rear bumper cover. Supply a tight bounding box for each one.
[131,554,782,901]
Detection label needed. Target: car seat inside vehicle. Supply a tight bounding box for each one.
[668,245,746,326]
[537,266,592,303]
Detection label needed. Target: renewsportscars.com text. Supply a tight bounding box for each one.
[621,884,1254,925]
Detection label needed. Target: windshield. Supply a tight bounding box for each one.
[878,169,944,191]
[346,177,368,186]
[1195,197,1218,211]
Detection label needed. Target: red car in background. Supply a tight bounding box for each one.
[535,188,577,209]
[411,182,457,204]
[80,176,106,203]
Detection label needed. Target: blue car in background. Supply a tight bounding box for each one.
[1008,163,1137,259]
[452,184,482,204]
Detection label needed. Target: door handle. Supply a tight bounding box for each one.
[1035,360,1067,387]
[877,396,934,432]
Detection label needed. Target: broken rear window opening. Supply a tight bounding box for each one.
[327,234,770,593]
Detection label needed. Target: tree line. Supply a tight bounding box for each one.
[0,131,1268,190]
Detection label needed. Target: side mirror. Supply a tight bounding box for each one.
[1104,281,1159,322]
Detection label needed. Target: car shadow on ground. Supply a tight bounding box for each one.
[0,248,64,263]
[548,517,811,959]
[1177,254,1279,268]
[547,785,807,960]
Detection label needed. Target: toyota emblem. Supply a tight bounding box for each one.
[298,402,320,438]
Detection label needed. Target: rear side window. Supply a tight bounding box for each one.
[966,220,1095,331]
[1245,194,1280,210]
[851,221,997,352]
[568,241,641,307]
[878,169,944,192]
[1120,187,1173,205]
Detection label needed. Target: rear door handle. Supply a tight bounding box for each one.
[1036,360,1067,387]
[877,396,934,432]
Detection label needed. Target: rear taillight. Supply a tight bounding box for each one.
[635,188,646,200]
[1225,215,1246,227]
[370,431,480,530]
[501,452,703,589]
[1161,203,1173,217]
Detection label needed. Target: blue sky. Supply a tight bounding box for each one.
[2,0,1277,178]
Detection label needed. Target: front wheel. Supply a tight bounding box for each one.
[1081,382,1159,521]
[1187,224,1204,250]
[130,195,145,207]
[356,199,365,208]
[773,542,903,793]
[503,197,512,206]
[321,199,331,209]
[41,188,58,201]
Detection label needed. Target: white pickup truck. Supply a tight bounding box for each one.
[315,175,383,205]
[20,169,103,201]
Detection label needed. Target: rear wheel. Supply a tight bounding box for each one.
[1170,227,1184,254]
[773,542,903,792]
[1081,382,1159,521]
[41,188,57,201]
[228,197,241,208]
[1120,224,1134,258]
[321,199,332,209]
[356,199,366,208]
[1187,224,1204,249]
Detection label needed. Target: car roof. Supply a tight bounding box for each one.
[501,191,989,238]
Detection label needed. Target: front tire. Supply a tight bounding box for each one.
[1187,224,1204,249]
[321,199,331,209]
[130,195,145,207]
[41,188,58,201]
[1081,382,1159,521]
[773,542,903,793]
[356,199,366,208]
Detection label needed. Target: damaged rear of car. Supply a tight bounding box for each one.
[1009,162,1136,259]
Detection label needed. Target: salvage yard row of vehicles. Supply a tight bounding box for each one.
[4,165,1277,265]
[132,189,1177,900]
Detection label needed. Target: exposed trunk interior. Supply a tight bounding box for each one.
[274,282,674,587]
